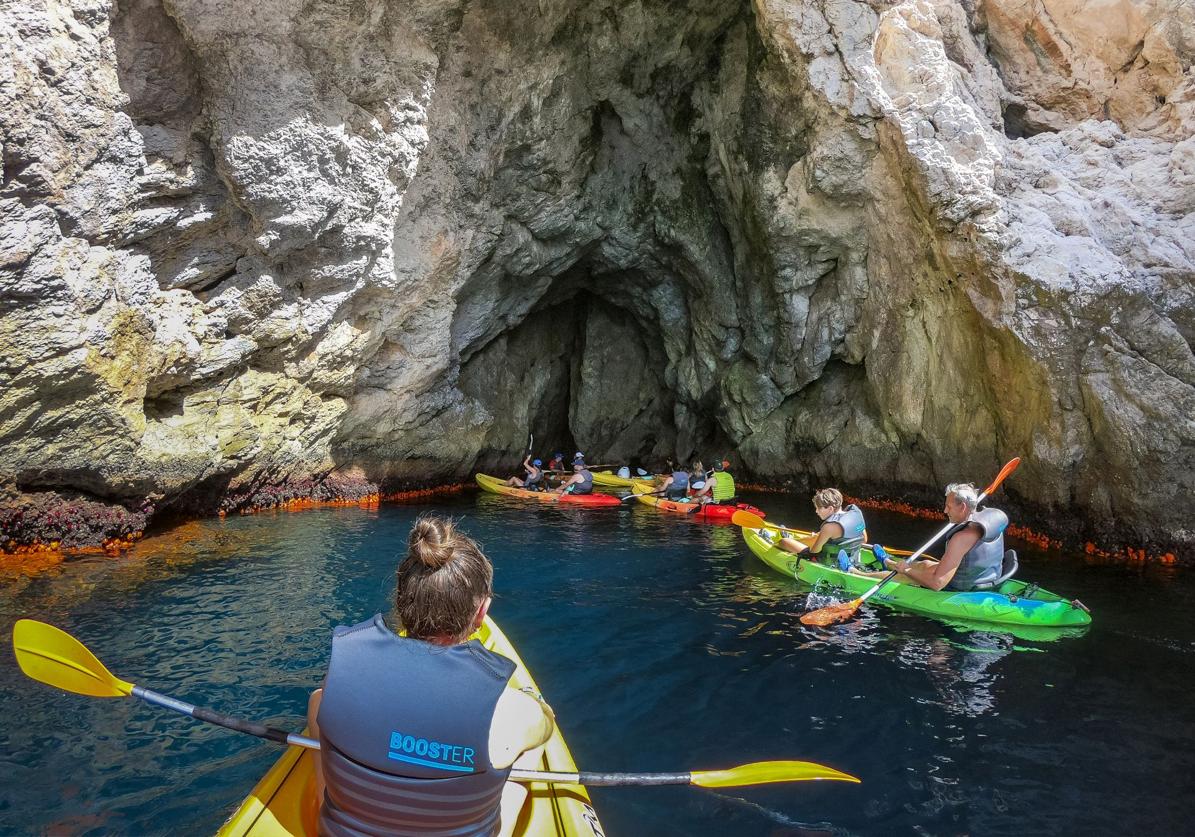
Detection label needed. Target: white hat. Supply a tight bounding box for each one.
[573,451,585,460]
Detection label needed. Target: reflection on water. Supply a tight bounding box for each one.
[1,492,1193,836]
[896,634,1012,717]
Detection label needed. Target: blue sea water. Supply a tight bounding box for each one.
[1,490,1193,836]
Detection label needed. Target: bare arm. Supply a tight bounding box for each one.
[807,521,844,555]
[490,687,555,769]
[897,525,980,590]
[307,688,325,808]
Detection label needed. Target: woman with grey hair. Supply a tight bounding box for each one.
[882,482,1009,591]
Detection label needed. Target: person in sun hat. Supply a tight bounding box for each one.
[504,455,544,490]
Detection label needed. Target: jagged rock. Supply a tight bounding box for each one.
[1,0,1192,555]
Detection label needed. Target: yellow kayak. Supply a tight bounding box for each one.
[217,617,604,837]
[590,471,654,489]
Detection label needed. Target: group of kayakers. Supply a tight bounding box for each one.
[774,483,1010,593]
[301,458,1014,836]
[505,452,744,506]
[504,451,595,495]
[658,458,738,504]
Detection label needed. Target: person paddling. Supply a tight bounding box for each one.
[882,482,1009,591]
[696,460,736,505]
[776,488,869,571]
[659,465,691,501]
[555,461,595,495]
[547,452,565,472]
[306,515,555,837]
[505,455,544,490]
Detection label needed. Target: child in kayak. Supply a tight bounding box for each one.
[306,515,555,837]
[505,455,544,490]
[777,488,870,571]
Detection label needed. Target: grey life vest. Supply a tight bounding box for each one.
[524,465,542,487]
[945,508,1009,591]
[666,471,689,499]
[316,615,517,837]
[825,504,867,568]
[573,469,593,494]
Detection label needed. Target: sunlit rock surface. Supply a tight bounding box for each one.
[1,0,1192,553]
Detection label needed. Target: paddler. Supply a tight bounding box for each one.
[504,455,545,490]
[555,460,595,495]
[882,482,1009,591]
[695,459,736,505]
[776,488,871,571]
[306,514,555,837]
[547,452,566,472]
[659,465,691,501]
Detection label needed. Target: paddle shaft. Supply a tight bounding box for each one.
[131,685,315,748]
[515,769,691,786]
[129,687,781,786]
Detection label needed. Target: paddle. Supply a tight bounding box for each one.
[730,510,919,559]
[799,457,1021,627]
[621,491,655,502]
[622,485,705,514]
[12,620,860,788]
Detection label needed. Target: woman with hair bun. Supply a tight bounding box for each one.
[306,514,555,837]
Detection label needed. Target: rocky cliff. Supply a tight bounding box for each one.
[2,0,1193,555]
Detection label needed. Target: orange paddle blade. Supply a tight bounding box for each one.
[983,457,1021,495]
[800,599,863,627]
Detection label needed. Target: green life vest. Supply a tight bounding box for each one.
[712,471,736,502]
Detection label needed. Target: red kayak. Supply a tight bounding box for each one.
[475,474,622,506]
[631,483,765,522]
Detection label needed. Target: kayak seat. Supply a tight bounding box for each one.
[974,549,1018,590]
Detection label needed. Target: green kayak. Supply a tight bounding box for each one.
[741,526,1092,630]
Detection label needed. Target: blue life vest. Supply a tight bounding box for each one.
[825,504,867,570]
[572,469,593,494]
[945,508,1008,591]
[666,471,689,499]
[316,615,516,837]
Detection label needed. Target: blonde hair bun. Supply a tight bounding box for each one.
[408,515,454,569]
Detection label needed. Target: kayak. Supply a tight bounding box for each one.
[591,471,655,489]
[475,474,622,507]
[217,616,605,837]
[630,481,766,523]
[741,526,1092,630]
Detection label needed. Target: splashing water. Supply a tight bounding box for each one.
[804,579,846,611]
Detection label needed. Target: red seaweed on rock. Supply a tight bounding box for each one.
[0,489,150,555]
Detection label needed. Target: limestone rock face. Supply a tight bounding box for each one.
[1,0,1192,554]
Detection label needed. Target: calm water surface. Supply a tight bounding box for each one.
[2,491,1193,836]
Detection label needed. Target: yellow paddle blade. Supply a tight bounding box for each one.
[692,760,861,788]
[12,619,134,698]
[731,509,765,528]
